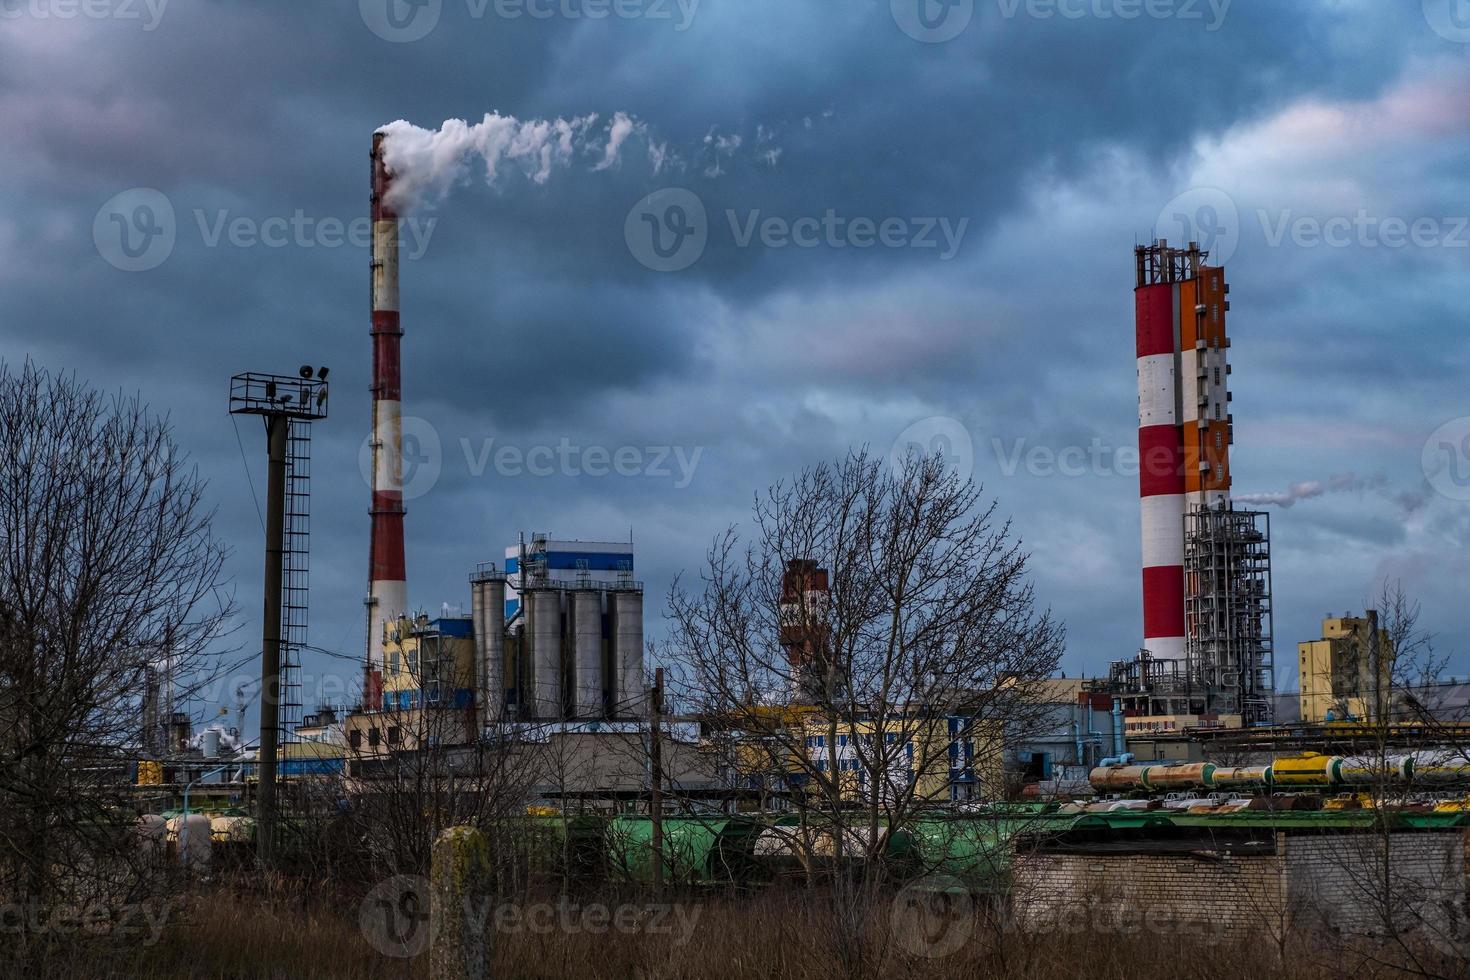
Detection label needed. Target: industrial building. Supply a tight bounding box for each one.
[1299,611,1395,723]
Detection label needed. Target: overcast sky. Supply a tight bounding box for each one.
[3,0,1469,725]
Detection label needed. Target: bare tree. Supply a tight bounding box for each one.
[0,361,233,927]
[665,448,1064,970]
[342,632,540,886]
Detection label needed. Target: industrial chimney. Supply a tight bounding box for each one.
[365,133,407,710]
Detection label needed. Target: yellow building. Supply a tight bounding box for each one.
[801,715,1004,803]
[1299,613,1394,723]
[347,615,478,755]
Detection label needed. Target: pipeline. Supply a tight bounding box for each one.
[1090,751,1470,794]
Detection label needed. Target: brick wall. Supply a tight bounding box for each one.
[1012,831,1466,943]
[1286,832,1466,937]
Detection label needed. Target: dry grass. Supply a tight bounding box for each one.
[9,880,1460,980]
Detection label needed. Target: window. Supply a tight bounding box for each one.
[368,727,380,747]
[387,726,401,746]
[348,730,362,750]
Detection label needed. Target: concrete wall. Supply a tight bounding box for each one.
[1013,831,1466,943]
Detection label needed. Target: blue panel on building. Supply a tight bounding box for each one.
[434,617,473,638]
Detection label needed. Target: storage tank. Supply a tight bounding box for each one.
[137,814,167,858]
[1089,765,1153,792]
[1271,753,1341,788]
[1210,765,1272,790]
[572,590,604,719]
[1144,763,1214,791]
[611,588,646,719]
[167,813,212,867]
[471,573,508,725]
[1406,749,1470,786]
[202,729,221,759]
[1338,753,1411,786]
[527,589,564,719]
[210,815,256,843]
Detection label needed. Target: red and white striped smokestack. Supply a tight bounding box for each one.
[366,132,407,710]
[1135,254,1186,667]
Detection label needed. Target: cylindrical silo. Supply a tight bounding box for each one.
[528,589,564,720]
[483,576,506,724]
[611,589,645,719]
[572,590,604,719]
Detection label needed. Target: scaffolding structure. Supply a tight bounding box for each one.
[1184,504,1274,726]
[1135,239,1206,285]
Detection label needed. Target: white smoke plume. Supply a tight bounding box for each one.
[1231,471,1425,513]
[377,112,643,212]
[1231,480,1325,509]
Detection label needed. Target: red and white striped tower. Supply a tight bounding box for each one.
[1135,245,1187,668]
[366,132,407,710]
[1134,240,1233,676]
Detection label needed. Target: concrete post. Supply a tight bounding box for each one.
[431,826,492,980]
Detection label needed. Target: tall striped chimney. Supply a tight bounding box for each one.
[366,132,407,710]
[1134,240,1232,676]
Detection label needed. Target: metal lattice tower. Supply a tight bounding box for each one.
[1184,505,1274,726]
[279,419,312,744]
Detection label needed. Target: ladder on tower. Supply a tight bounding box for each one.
[279,419,312,745]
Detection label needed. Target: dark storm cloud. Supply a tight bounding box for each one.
[1,0,1467,724]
